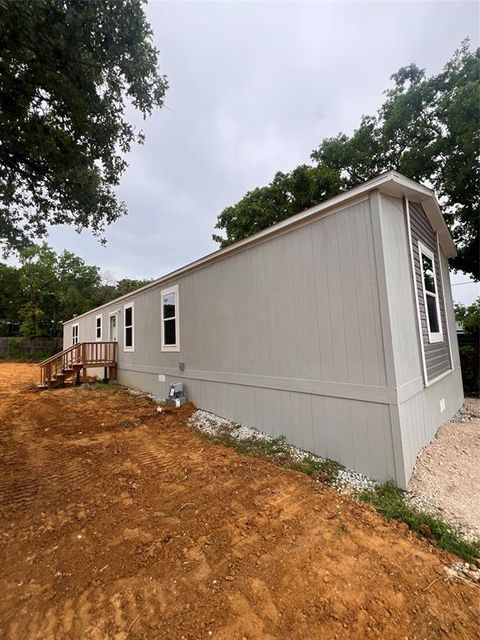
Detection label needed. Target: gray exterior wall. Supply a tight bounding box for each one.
[409,201,452,381]
[378,194,463,484]
[63,188,462,488]
[64,195,399,484]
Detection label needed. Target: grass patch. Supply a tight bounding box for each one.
[357,481,480,564]
[201,427,344,485]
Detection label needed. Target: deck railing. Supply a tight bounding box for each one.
[39,341,117,387]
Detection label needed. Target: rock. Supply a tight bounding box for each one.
[418,523,432,538]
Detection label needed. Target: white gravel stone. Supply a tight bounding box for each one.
[188,409,378,494]
[407,397,480,542]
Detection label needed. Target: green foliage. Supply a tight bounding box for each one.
[358,481,480,564]
[0,0,168,253]
[0,244,153,338]
[214,41,479,280]
[455,299,480,396]
[455,298,480,335]
[111,278,152,298]
[0,262,22,326]
[15,243,103,338]
[213,164,342,248]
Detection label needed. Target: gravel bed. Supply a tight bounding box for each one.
[406,398,480,543]
[188,409,377,493]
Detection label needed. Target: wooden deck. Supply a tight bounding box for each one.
[38,342,117,389]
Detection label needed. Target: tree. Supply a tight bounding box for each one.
[15,244,103,338]
[312,41,479,279]
[455,298,480,335]
[212,164,342,248]
[0,262,22,330]
[214,41,479,280]
[454,298,480,396]
[113,278,152,297]
[0,0,168,254]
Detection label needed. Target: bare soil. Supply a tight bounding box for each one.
[0,363,478,640]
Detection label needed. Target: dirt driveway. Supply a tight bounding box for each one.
[0,363,478,639]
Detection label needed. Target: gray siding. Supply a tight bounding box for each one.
[64,197,400,483]
[62,187,462,488]
[374,193,462,487]
[397,367,463,481]
[409,201,451,381]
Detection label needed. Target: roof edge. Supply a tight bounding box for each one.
[64,171,456,325]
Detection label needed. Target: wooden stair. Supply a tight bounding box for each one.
[38,342,117,389]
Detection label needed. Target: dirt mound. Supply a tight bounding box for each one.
[0,363,478,639]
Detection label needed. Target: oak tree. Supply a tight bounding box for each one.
[0,0,167,253]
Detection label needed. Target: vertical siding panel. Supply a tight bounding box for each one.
[311,222,334,382]
[324,217,348,382]
[353,402,371,478]
[351,201,382,386]
[336,399,354,468]
[323,397,339,462]
[340,209,363,383]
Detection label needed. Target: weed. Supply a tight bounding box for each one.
[199,428,344,485]
[357,481,480,564]
[81,381,119,391]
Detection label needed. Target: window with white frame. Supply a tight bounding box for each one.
[124,303,134,351]
[419,242,443,343]
[72,323,79,345]
[161,285,179,351]
[95,315,102,341]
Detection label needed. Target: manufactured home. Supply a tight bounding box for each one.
[58,171,463,488]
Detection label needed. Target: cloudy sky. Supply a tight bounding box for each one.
[47,0,479,304]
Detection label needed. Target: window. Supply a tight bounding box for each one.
[95,315,102,341]
[72,323,79,345]
[419,242,443,343]
[124,303,134,351]
[161,285,179,351]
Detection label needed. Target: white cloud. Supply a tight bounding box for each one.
[46,0,479,298]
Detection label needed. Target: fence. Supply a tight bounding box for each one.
[0,337,59,361]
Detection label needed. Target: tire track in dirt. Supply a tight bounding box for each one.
[1,363,479,640]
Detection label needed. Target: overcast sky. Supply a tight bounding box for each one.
[47,0,479,305]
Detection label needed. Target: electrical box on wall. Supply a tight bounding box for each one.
[440,398,446,413]
[158,374,166,383]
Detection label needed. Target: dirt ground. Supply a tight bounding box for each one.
[0,363,478,640]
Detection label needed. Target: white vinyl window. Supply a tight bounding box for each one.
[72,323,79,345]
[418,242,443,343]
[95,315,102,341]
[124,303,134,351]
[161,285,180,352]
